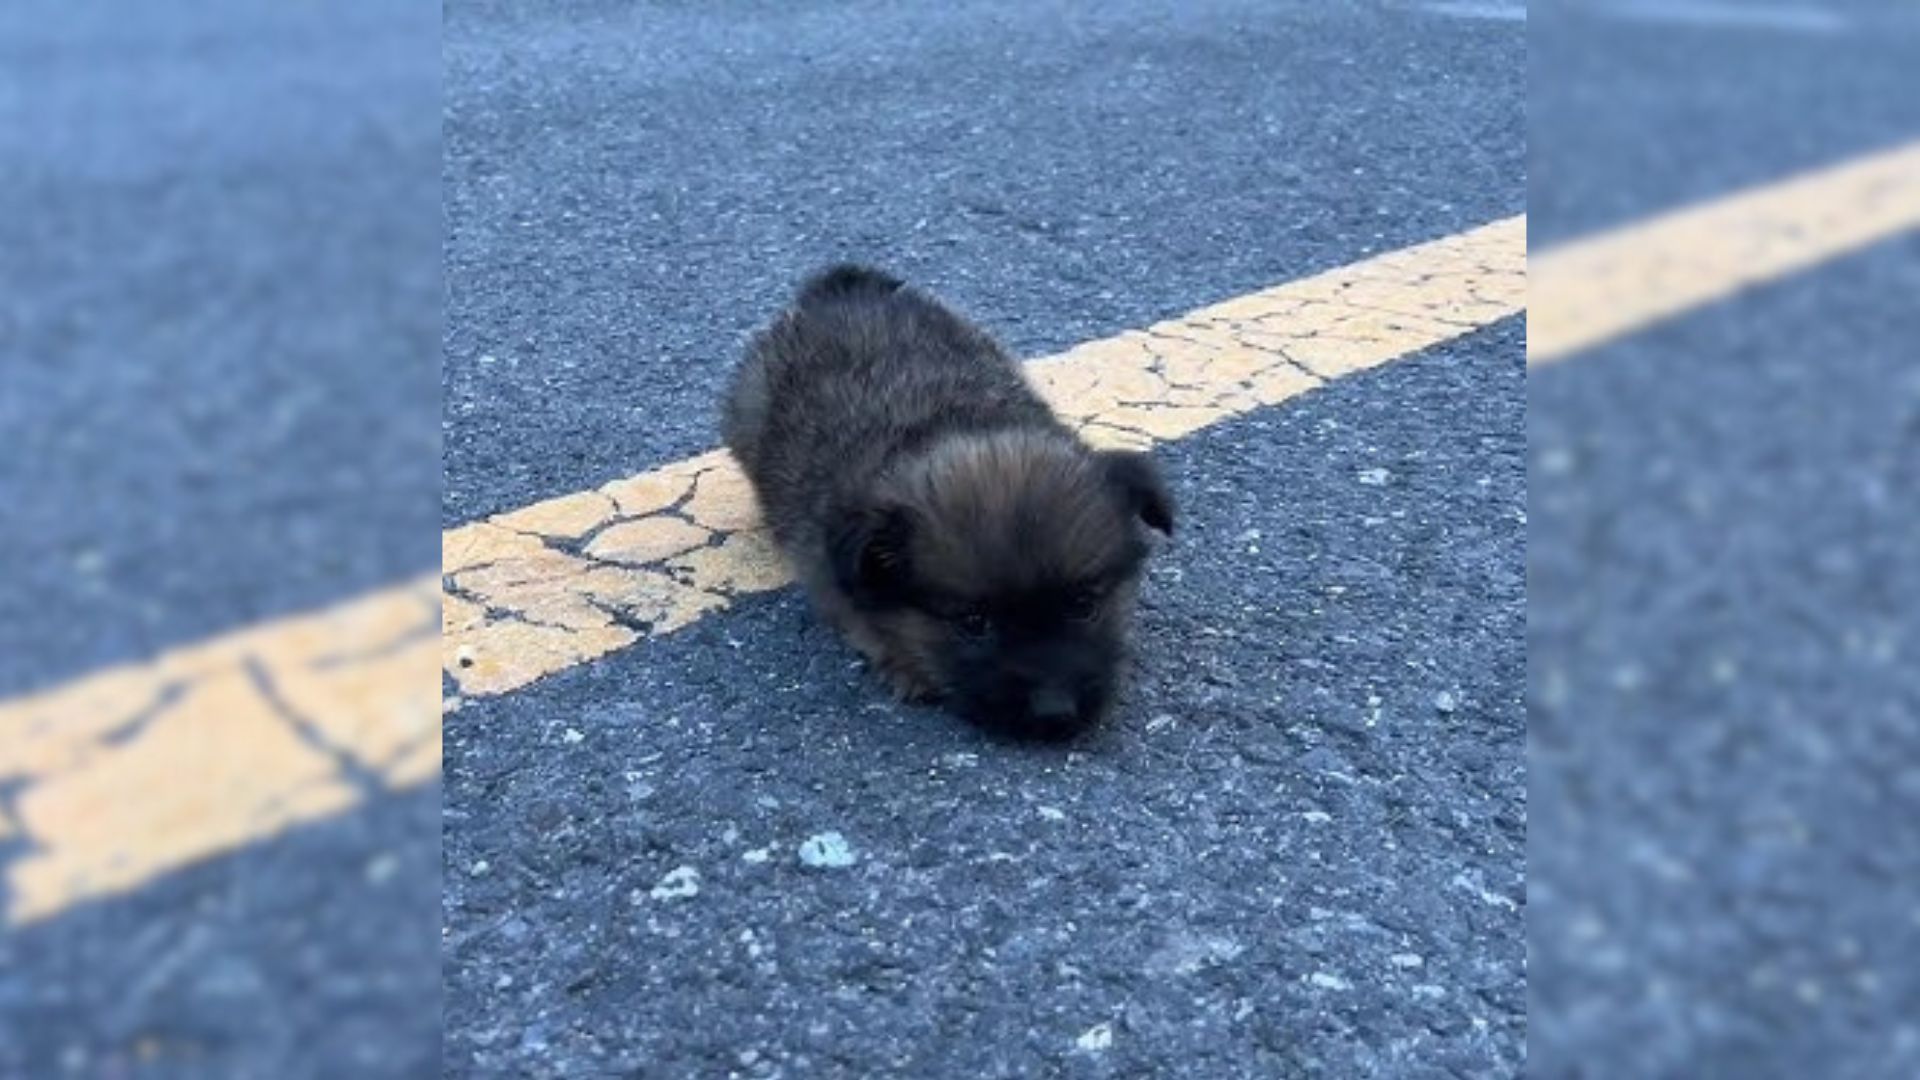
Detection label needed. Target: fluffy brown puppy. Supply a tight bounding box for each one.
[722,265,1173,738]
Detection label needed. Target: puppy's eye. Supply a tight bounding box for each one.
[1065,589,1104,621]
[956,611,993,638]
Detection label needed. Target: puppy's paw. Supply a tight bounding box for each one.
[876,659,940,704]
[835,611,938,703]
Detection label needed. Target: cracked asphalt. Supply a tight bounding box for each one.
[444,0,1524,1075]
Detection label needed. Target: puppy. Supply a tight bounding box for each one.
[722,265,1173,738]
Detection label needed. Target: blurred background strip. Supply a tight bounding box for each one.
[1530,2,1920,1074]
[0,0,441,1075]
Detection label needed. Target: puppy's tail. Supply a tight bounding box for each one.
[797,263,904,306]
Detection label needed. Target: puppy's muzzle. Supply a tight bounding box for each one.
[1028,683,1078,723]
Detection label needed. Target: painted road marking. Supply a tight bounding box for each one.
[1417,2,1528,23]
[11,139,1915,931]
[1586,1,1849,34]
[442,215,1529,700]
[1529,138,1920,364]
[0,578,440,924]
[17,133,1911,927]
[16,130,1912,927]
[0,218,1522,926]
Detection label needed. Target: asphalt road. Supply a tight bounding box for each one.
[444,0,1525,1075]
[445,329,1527,1077]
[443,0,1524,525]
[1529,4,1920,1076]
[13,0,1908,1075]
[0,788,442,1079]
[1,1,440,1075]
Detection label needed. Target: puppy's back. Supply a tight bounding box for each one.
[723,265,901,466]
[794,263,905,306]
[724,266,1053,510]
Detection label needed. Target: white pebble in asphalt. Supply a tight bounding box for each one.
[649,865,701,901]
[797,831,858,869]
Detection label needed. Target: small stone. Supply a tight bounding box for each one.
[495,973,514,989]
[797,831,858,869]
[738,1049,761,1067]
[469,859,491,877]
[1357,467,1391,486]
[1037,806,1066,822]
[1075,1022,1114,1053]
[649,865,701,901]
[741,846,773,864]
[563,727,586,744]
[1433,690,1458,714]
[1145,930,1243,976]
[1309,971,1352,991]
[1389,953,1425,969]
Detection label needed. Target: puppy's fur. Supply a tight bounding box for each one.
[723,265,1173,737]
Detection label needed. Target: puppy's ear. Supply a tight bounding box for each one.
[1101,450,1175,536]
[828,503,916,604]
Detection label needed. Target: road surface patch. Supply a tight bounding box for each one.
[442,215,1529,700]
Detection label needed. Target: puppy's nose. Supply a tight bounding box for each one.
[1028,684,1078,722]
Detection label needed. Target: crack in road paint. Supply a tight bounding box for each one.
[243,656,390,801]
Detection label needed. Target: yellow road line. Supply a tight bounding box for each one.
[0,215,1523,926]
[13,138,1916,927]
[442,215,1528,698]
[1529,139,1920,365]
[0,578,440,924]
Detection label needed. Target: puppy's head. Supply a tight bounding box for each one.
[831,431,1174,738]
